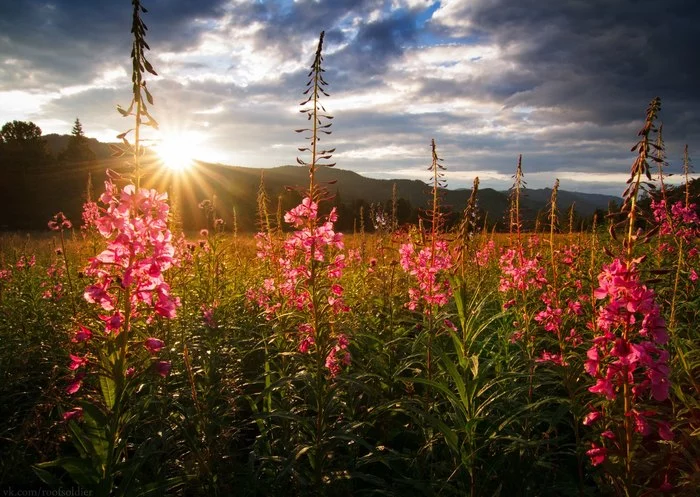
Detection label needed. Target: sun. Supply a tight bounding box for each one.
[154,131,202,171]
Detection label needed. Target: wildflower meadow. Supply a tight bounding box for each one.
[0,3,698,496]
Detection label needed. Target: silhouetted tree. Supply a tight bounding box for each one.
[59,118,96,163]
[0,120,51,169]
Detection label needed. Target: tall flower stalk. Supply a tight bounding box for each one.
[48,212,77,315]
[399,140,453,386]
[584,98,672,494]
[248,31,350,490]
[509,155,525,249]
[37,5,180,493]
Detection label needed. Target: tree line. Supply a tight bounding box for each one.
[0,118,95,170]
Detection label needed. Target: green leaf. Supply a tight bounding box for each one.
[35,457,100,486]
[469,355,479,378]
[33,465,63,486]
[99,375,116,410]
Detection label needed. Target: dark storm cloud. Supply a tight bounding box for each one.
[220,0,433,89]
[408,0,700,186]
[437,0,700,126]
[0,0,227,89]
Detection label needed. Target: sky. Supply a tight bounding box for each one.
[1,0,698,195]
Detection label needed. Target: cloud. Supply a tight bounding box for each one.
[0,0,697,194]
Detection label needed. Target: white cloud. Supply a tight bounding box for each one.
[337,144,425,160]
[0,90,55,119]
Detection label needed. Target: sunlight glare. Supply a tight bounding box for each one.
[155,131,203,171]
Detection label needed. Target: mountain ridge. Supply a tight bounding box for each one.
[0,134,620,231]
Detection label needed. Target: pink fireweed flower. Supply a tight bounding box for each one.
[68,354,87,371]
[298,322,316,354]
[534,306,563,334]
[498,249,547,294]
[201,303,217,328]
[399,240,453,313]
[443,319,458,333]
[99,312,124,334]
[565,329,583,347]
[325,334,351,377]
[652,199,700,248]
[66,372,86,395]
[48,211,72,231]
[83,180,181,326]
[84,284,115,312]
[560,244,580,266]
[249,197,350,357]
[15,255,36,270]
[299,335,315,354]
[585,257,671,461]
[284,197,318,227]
[155,361,171,377]
[583,410,602,426]
[61,181,180,406]
[659,475,673,492]
[144,337,165,354]
[63,407,84,422]
[586,442,608,466]
[567,300,583,316]
[81,201,100,231]
[347,249,362,263]
[535,350,567,366]
[587,258,670,401]
[474,240,496,267]
[71,325,93,343]
[658,420,673,441]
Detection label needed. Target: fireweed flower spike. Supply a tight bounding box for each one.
[249,197,349,373]
[586,258,670,403]
[247,32,349,378]
[64,177,179,421]
[583,98,672,484]
[83,180,181,332]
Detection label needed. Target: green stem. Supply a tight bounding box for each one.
[59,229,77,316]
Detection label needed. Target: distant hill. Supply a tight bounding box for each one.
[0,134,620,232]
[43,134,115,160]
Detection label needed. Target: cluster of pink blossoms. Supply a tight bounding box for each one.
[652,199,700,254]
[497,249,548,295]
[584,258,672,465]
[399,240,453,312]
[247,197,350,376]
[325,334,351,377]
[15,255,36,270]
[82,181,181,331]
[474,240,496,267]
[48,211,73,231]
[41,262,65,300]
[63,181,179,405]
